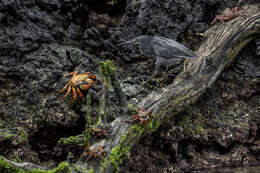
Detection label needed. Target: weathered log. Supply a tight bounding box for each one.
[0,4,259,173]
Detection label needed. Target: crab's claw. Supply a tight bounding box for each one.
[89,74,96,81]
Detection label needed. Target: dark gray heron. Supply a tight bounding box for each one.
[119,35,197,76]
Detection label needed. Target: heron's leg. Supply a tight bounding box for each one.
[154,56,162,77]
[143,56,162,84]
[139,57,163,88]
[154,56,168,87]
[139,56,161,86]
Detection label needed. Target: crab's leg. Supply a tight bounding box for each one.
[232,7,244,15]
[125,116,139,122]
[70,87,77,107]
[58,82,70,94]
[76,87,84,102]
[103,131,109,136]
[220,16,230,24]
[211,17,217,25]
[87,153,93,161]
[139,120,144,125]
[61,85,71,100]
[63,71,78,78]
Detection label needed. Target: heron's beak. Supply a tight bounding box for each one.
[118,40,135,46]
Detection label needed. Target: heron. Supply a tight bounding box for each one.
[119,35,197,76]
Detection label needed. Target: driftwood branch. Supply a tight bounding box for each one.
[0,4,259,173]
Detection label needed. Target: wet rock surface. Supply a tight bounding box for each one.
[0,0,259,172]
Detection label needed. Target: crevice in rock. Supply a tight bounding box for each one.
[28,117,86,164]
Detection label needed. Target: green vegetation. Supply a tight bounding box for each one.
[129,114,161,137]
[87,169,94,173]
[128,104,137,115]
[84,94,92,149]
[148,116,161,131]
[99,157,108,172]
[109,134,131,173]
[0,127,28,145]
[98,60,117,123]
[8,155,22,163]
[108,114,161,173]
[0,158,71,173]
[99,60,116,86]
[0,132,15,140]
[99,59,120,90]
[58,134,86,146]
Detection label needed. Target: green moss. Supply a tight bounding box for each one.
[98,60,117,123]
[99,60,116,81]
[109,117,161,173]
[72,164,80,172]
[87,169,94,173]
[103,60,116,76]
[109,134,131,173]
[84,94,92,149]
[8,155,22,163]
[194,124,204,134]
[16,127,28,144]
[1,132,16,140]
[58,134,86,146]
[0,127,28,145]
[148,117,161,130]
[128,104,137,115]
[99,59,117,90]
[130,124,145,137]
[129,114,161,137]
[50,162,71,173]
[0,158,71,173]
[99,157,108,172]
[110,145,130,173]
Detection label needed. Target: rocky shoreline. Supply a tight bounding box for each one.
[0,0,259,172]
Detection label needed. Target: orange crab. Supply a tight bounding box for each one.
[59,71,96,107]
[211,7,244,25]
[90,127,111,138]
[87,145,107,161]
[125,108,152,124]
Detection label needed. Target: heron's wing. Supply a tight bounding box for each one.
[152,36,197,59]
